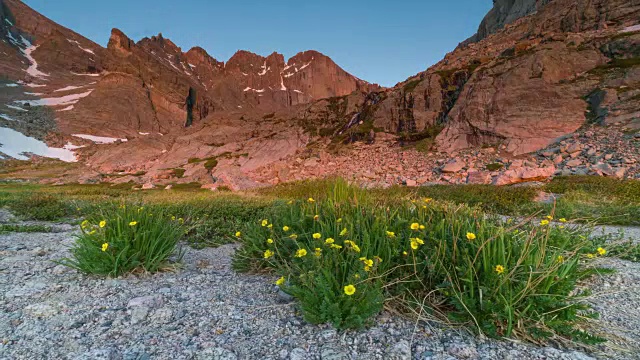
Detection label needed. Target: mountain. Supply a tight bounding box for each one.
[1,0,639,190]
[0,0,377,138]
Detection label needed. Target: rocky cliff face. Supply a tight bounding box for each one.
[0,0,378,140]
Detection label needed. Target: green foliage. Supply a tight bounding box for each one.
[0,224,53,233]
[403,78,424,93]
[485,162,505,171]
[204,158,218,171]
[7,193,72,221]
[58,205,184,276]
[234,180,604,342]
[172,168,186,178]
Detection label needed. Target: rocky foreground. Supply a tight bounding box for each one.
[1,211,640,360]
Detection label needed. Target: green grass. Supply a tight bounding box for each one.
[58,205,185,276]
[233,180,607,343]
[0,224,54,233]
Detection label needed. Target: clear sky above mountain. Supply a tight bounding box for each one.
[22,0,493,87]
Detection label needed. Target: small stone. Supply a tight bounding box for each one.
[442,159,465,173]
[164,185,173,190]
[197,347,238,360]
[141,182,155,190]
[385,340,411,360]
[320,344,349,360]
[289,348,308,360]
[127,295,164,308]
[405,179,417,187]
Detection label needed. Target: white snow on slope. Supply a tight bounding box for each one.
[280,75,287,91]
[72,134,128,144]
[71,72,101,77]
[55,85,86,92]
[15,90,93,107]
[20,36,49,79]
[0,127,77,162]
[67,39,95,55]
[621,24,640,33]
[4,18,13,26]
[25,83,46,88]
[57,105,74,112]
[5,83,18,87]
[0,114,16,121]
[243,87,265,93]
[6,105,27,112]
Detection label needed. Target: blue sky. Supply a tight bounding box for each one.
[23,0,492,87]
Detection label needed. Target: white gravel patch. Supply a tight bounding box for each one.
[0,213,638,359]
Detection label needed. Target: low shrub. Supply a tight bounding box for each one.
[58,205,184,276]
[234,180,606,343]
[7,193,71,221]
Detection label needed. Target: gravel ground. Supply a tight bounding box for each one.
[1,213,639,359]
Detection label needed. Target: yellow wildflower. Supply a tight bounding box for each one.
[419,225,425,230]
[313,215,319,221]
[101,243,109,252]
[312,233,322,239]
[546,215,553,220]
[410,223,420,230]
[178,218,184,224]
[330,244,343,250]
[129,221,138,226]
[235,231,242,237]
[314,248,322,257]
[336,218,342,223]
[307,197,315,203]
[352,244,361,253]
[540,220,550,226]
[263,249,274,259]
[411,237,424,245]
[495,265,505,275]
[283,226,290,232]
[343,284,356,296]
[466,232,476,241]
[559,218,567,223]
[88,230,96,235]
[423,198,433,203]
[295,249,308,258]
[261,219,268,227]
[354,274,360,279]
[410,240,419,250]
[275,276,285,286]
[557,255,564,263]
[99,220,106,228]
[374,256,383,263]
[597,247,606,256]
[81,220,89,229]
[267,224,273,229]
[289,234,298,240]
[364,266,371,272]
[386,231,396,238]
[587,253,595,259]
[267,238,274,244]
[325,238,335,244]
[363,259,373,267]
[339,228,347,236]
[402,251,408,256]
[171,216,176,221]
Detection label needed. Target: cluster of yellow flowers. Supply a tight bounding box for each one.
[586,247,607,259]
[409,237,424,250]
[343,240,361,253]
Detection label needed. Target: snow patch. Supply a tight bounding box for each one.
[72,134,128,144]
[5,83,18,87]
[258,61,269,76]
[243,87,265,93]
[25,83,46,88]
[57,105,74,112]
[0,114,16,121]
[67,39,95,55]
[279,75,287,91]
[24,92,43,96]
[188,63,196,68]
[299,62,311,71]
[63,143,85,150]
[0,127,78,162]
[138,132,150,136]
[71,72,101,77]
[54,85,86,92]
[621,24,640,33]
[284,72,295,78]
[6,105,27,112]
[4,18,13,26]
[15,90,93,107]
[293,90,303,94]
[20,36,49,79]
